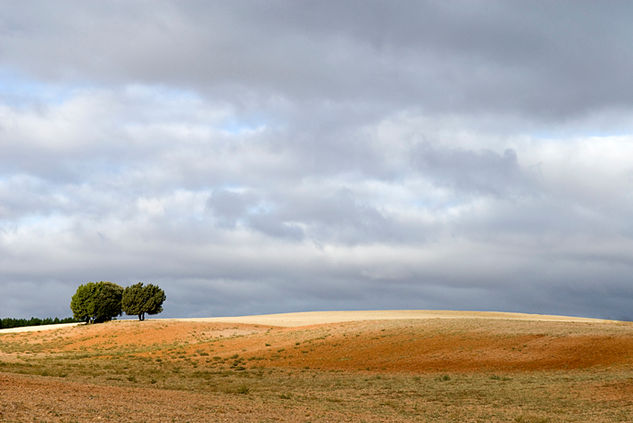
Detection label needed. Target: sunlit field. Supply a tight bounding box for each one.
[2,311,633,422]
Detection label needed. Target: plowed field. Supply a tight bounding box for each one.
[2,311,633,422]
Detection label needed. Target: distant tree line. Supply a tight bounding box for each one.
[0,316,80,329]
[70,281,166,323]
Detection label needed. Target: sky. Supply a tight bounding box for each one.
[2,1,633,320]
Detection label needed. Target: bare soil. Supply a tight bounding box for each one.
[2,310,633,422]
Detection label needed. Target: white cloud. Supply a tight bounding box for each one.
[2,2,633,320]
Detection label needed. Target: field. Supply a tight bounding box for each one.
[1,310,633,422]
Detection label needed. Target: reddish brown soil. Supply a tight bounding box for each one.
[52,320,267,351]
[149,318,633,373]
[251,328,633,373]
[5,318,633,373]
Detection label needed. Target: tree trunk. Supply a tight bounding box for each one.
[138,313,145,321]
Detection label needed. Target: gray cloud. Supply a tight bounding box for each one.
[2,1,633,118]
[1,2,633,321]
[412,144,532,196]
[207,189,257,229]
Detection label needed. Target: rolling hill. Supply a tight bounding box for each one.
[1,310,632,422]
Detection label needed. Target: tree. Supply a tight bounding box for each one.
[70,282,97,323]
[122,282,166,321]
[70,281,123,323]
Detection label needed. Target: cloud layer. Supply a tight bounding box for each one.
[2,1,633,320]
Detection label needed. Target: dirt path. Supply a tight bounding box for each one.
[0,322,80,334]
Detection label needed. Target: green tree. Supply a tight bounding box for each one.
[122,282,166,321]
[70,282,96,323]
[70,281,123,323]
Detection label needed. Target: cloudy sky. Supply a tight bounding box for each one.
[2,1,633,320]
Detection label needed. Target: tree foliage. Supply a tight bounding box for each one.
[70,282,95,323]
[70,281,123,323]
[122,282,166,321]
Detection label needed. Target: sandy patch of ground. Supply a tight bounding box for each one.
[0,322,80,334]
[173,309,616,327]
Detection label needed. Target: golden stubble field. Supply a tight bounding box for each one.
[1,310,633,422]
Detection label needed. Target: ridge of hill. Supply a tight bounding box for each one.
[172,309,617,327]
[1,309,617,334]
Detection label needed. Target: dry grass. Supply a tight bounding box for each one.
[1,312,633,422]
